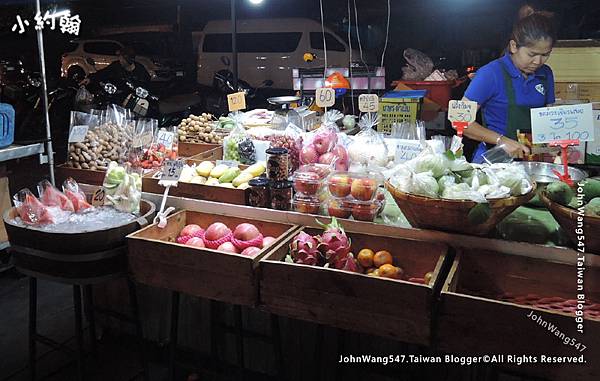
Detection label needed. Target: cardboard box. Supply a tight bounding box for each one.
[378,90,424,135]
[546,42,600,83]
[555,82,600,102]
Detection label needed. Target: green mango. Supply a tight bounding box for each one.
[581,179,600,203]
[546,181,574,207]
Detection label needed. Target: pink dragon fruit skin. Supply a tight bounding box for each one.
[289,231,320,266]
[333,253,359,273]
[316,217,351,264]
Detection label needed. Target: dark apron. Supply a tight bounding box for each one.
[474,66,548,162]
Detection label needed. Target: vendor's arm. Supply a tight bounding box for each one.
[460,102,530,159]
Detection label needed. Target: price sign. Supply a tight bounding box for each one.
[161,160,185,182]
[531,103,594,144]
[68,125,89,143]
[91,187,105,207]
[315,87,335,108]
[157,130,174,150]
[227,92,247,112]
[447,100,477,123]
[359,94,379,113]
[390,139,426,164]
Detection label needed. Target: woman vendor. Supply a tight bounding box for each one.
[463,6,556,163]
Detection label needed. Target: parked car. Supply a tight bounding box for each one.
[60,39,182,82]
[195,18,359,90]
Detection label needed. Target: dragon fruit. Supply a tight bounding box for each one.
[316,217,351,264]
[289,231,320,265]
[333,253,359,273]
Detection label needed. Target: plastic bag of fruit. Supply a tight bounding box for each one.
[347,113,389,170]
[139,124,178,171]
[223,112,256,165]
[13,189,57,225]
[300,110,348,171]
[269,122,304,172]
[103,161,142,214]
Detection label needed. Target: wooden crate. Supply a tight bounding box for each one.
[259,226,450,345]
[142,160,249,205]
[127,210,299,306]
[179,142,222,159]
[437,249,600,381]
[55,164,106,186]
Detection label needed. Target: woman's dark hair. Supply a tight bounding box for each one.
[511,5,557,48]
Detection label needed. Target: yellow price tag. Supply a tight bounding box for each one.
[358,94,379,113]
[227,92,247,112]
[315,88,335,108]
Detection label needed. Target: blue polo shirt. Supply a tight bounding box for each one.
[465,53,555,137]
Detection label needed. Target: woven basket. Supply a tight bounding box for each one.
[540,191,600,254]
[385,181,536,236]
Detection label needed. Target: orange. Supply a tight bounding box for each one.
[367,269,380,277]
[357,249,375,268]
[365,267,377,275]
[424,272,434,285]
[378,264,402,280]
[373,250,393,267]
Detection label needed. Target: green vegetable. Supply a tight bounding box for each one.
[105,165,126,185]
[468,203,492,225]
[581,179,600,203]
[218,167,241,183]
[585,197,600,216]
[546,181,574,207]
[567,197,581,210]
[414,154,447,178]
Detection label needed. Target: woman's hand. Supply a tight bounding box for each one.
[500,137,530,159]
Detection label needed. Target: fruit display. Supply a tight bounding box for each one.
[66,123,128,170]
[545,179,600,217]
[292,194,321,215]
[292,164,331,196]
[286,218,435,283]
[178,161,265,189]
[300,111,348,171]
[175,222,275,256]
[103,162,142,213]
[138,141,178,170]
[177,113,224,145]
[347,113,390,169]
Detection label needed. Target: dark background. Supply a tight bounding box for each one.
[0,0,599,83]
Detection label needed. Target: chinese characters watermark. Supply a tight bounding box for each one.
[12,10,81,36]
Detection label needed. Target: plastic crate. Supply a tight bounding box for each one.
[0,103,15,148]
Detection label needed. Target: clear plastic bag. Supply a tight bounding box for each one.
[38,180,75,212]
[103,162,142,214]
[62,177,92,212]
[347,113,389,170]
[268,123,304,172]
[13,188,56,225]
[300,110,346,170]
[224,112,256,164]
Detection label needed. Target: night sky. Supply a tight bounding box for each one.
[0,0,598,80]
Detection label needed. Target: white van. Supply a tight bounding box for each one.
[196,18,357,90]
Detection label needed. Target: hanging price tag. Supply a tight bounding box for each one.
[68,125,89,143]
[227,92,247,112]
[447,100,477,123]
[157,130,174,150]
[91,187,106,207]
[315,87,335,108]
[530,103,594,144]
[161,160,185,182]
[359,94,379,113]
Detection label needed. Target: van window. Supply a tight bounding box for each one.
[84,42,121,55]
[310,32,346,52]
[203,33,302,53]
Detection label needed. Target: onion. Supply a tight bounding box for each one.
[262,236,277,248]
[233,223,261,241]
[217,242,239,253]
[204,222,232,241]
[241,247,261,257]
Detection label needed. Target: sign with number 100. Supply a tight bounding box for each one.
[531,103,594,144]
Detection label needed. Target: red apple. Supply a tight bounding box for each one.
[262,236,277,248]
[185,237,205,248]
[328,174,352,197]
[293,172,321,195]
[180,224,203,237]
[350,178,377,201]
[318,152,336,165]
[217,242,240,253]
[241,247,261,257]
[352,203,378,222]
[327,200,352,219]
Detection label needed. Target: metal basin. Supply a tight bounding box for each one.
[514,162,588,207]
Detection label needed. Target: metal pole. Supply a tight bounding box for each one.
[231,0,238,89]
[35,0,55,185]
